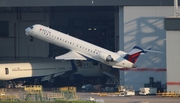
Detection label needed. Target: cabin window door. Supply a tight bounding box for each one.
[5,68,9,75]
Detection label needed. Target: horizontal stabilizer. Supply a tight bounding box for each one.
[55,51,87,60]
[143,49,163,54]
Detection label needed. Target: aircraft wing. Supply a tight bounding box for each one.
[41,72,65,82]
[55,51,87,60]
[112,66,124,68]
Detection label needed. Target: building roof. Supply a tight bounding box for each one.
[0,0,175,7]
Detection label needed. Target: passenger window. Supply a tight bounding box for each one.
[5,68,9,75]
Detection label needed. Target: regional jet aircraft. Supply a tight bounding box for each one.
[25,24,159,68]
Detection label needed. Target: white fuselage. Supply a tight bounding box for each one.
[0,59,106,81]
[25,24,135,68]
[0,60,72,80]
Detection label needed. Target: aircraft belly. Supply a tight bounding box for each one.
[110,60,134,68]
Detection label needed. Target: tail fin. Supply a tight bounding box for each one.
[124,46,150,63]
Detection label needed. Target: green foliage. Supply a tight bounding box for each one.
[0,100,96,103]
[54,100,96,103]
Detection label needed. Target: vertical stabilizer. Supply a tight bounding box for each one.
[124,46,148,63]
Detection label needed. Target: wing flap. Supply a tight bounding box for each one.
[112,66,124,68]
[41,72,65,82]
[55,51,87,60]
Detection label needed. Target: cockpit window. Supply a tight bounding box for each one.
[30,26,33,29]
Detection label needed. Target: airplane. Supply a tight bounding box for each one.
[25,24,159,69]
[0,58,112,88]
[0,59,77,87]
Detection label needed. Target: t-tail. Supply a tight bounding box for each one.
[124,46,151,63]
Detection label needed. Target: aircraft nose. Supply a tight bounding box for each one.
[132,64,137,68]
[25,27,31,36]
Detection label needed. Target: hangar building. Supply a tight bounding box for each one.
[0,0,179,92]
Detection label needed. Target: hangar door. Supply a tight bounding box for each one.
[18,22,49,58]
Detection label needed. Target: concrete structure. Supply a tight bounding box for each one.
[0,0,178,91]
[164,17,180,93]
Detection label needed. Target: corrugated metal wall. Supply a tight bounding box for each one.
[122,6,173,90]
[0,7,49,59]
[166,31,180,93]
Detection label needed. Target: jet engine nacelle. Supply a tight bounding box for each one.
[99,53,114,61]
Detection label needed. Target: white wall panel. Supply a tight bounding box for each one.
[166,31,180,93]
